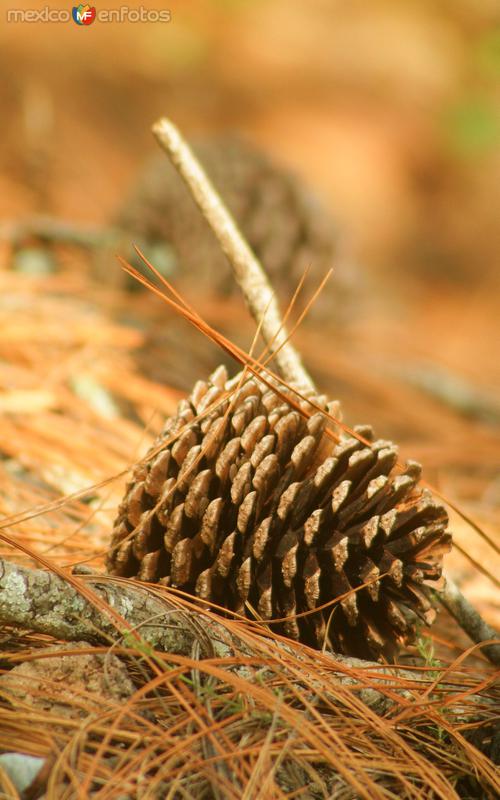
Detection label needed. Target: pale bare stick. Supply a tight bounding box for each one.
[151,116,500,665]
[152,117,315,396]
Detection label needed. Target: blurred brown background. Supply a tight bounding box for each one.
[1,0,499,276]
[0,0,499,615]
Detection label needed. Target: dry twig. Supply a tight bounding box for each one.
[438,577,500,665]
[152,118,315,396]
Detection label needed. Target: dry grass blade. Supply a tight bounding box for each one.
[0,256,498,796]
[0,593,498,799]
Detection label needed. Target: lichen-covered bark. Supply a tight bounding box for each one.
[0,558,196,656]
[0,558,497,721]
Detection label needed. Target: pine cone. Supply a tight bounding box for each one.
[107,366,451,662]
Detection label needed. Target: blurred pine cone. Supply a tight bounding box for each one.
[107,366,451,662]
[114,135,349,320]
[113,134,362,393]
